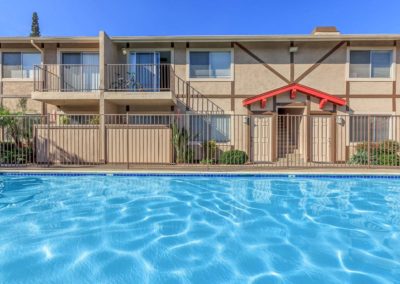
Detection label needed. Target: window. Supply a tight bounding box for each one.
[189,51,231,79]
[2,52,41,79]
[190,115,231,142]
[349,50,393,79]
[350,116,390,143]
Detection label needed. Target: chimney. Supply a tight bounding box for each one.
[312,26,340,35]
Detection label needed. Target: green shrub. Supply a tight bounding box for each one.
[202,140,217,164]
[375,153,400,166]
[378,140,400,154]
[58,115,70,125]
[89,115,100,125]
[220,150,248,165]
[200,158,215,164]
[349,140,400,166]
[0,143,33,164]
[348,150,369,165]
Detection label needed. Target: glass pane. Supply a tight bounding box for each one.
[371,117,390,142]
[22,53,41,79]
[62,53,81,64]
[82,53,99,91]
[190,115,208,141]
[2,53,22,78]
[349,51,370,78]
[135,53,158,91]
[350,116,368,143]
[210,52,231,78]
[371,51,392,78]
[61,54,82,91]
[190,52,210,78]
[210,115,231,142]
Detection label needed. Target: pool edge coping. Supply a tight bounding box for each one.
[1,168,400,178]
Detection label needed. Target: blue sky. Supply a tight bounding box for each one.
[0,0,399,36]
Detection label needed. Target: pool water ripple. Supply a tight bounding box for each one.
[0,175,399,283]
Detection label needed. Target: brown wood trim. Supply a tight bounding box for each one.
[276,102,306,107]
[294,41,346,83]
[309,111,333,115]
[345,81,350,111]
[393,41,397,112]
[234,42,290,84]
[306,95,311,114]
[272,96,277,112]
[290,41,294,82]
[230,81,235,111]
[177,94,400,99]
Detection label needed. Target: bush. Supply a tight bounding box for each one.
[58,115,70,125]
[375,153,400,166]
[0,143,33,164]
[348,150,369,165]
[202,140,217,164]
[349,140,400,166]
[200,158,215,164]
[378,140,400,154]
[220,150,248,165]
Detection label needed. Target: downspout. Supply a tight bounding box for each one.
[30,39,44,62]
[30,39,46,114]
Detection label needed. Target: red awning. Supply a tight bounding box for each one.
[242,83,346,109]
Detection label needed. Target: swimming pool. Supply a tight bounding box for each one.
[0,173,399,283]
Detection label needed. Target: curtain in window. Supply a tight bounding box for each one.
[82,53,99,91]
[2,53,21,78]
[371,51,391,78]
[62,53,82,91]
[210,52,231,78]
[350,116,390,142]
[349,51,370,78]
[130,52,160,91]
[190,52,210,78]
[189,115,231,142]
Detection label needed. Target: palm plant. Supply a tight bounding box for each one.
[171,123,196,163]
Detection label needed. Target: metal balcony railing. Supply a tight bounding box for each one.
[106,64,172,92]
[34,64,100,92]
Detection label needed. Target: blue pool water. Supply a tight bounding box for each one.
[0,174,399,283]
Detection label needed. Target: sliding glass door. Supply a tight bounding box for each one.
[129,52,160,91]
[61,52,99,91]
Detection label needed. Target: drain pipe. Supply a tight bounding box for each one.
[30,39,44,63]
[31,39,47,115]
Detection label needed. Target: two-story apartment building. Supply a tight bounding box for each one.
[1,26,399,165]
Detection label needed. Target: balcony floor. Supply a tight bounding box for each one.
[31,91,100,106]
[104,91,176,106]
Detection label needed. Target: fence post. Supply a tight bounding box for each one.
[367,115,371,168]
[126,113,129,169]
[47,113,50,167]
[186,82,190,111]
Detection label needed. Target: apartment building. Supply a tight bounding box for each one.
[0,26,399,165]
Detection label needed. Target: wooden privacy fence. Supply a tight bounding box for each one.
[1,114,400,168]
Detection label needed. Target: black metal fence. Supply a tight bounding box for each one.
[1,114,399,169]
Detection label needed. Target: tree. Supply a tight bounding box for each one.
[30,12,40,37]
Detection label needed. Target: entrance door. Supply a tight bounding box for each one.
[277,108,304,160]
[310,116,332,162]
[251,116,273,163]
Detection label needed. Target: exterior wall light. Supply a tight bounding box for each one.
[122,48,127,55]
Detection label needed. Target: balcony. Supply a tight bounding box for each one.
[104,64,176,105]
[32,64,100,106]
